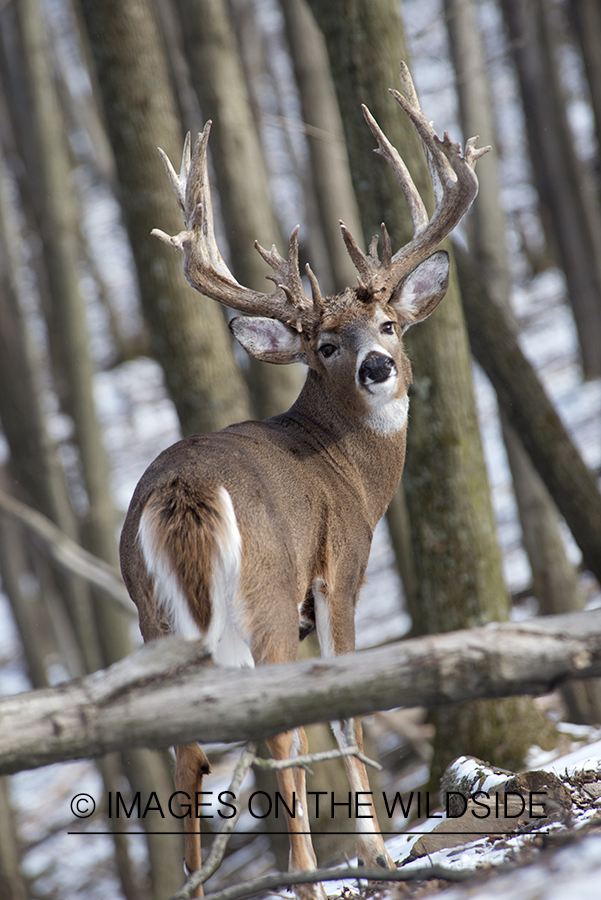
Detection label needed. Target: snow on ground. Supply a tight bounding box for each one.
[322,739,601,899]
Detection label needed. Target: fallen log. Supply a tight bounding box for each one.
[1,608,601,774]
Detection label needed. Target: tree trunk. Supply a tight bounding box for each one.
[174,0,303,418]
[444,0,601,724]
[0,777,27,900]
[279,0,362,293]
[233,0,332,295]
[308,0,539,782]
[500,0,601,378]
[79,0,251,437]
[455,242,601,587]
[279,0,417,606]
[19,0,131,671]
[568,0,601,177]
[0,496,51,690]
[153,0,204,138]
[0,81,100,677]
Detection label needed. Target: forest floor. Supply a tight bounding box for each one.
[323,736,601,900]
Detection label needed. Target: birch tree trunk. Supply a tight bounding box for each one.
[308,0,547,783]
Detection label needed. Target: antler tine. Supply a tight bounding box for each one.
[339,220,372,285]
[392,61,491,216]
[380,223,392,267]
[152,125,318,330]
[253,225,316,327]
[305,263,324,316]
[362,103,429,236]
[388,68,491,267]
[152,122,231,280]
[186,123,235,279]
[156,132,191,215]
[338,103,429,283]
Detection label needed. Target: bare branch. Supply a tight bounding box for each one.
[176,861,472,900]
[251,743,382,774]
[0,489,134,616]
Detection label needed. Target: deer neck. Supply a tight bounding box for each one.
[280,369,407,528]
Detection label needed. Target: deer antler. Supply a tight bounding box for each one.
[152,122,321,332]
[340,61,491,300]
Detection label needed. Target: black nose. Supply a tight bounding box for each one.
[359,353,396,384]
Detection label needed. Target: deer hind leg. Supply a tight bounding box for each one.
[265,727,327,900]
[313,583,394,871]
[135,483,251,890]
[174,743,211,897]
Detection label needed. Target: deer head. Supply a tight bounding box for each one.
[152,63,488,430]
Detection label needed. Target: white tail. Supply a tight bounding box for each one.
[120,62,489,898]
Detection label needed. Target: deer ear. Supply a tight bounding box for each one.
[391,250,450,331]
[230,316,307,365]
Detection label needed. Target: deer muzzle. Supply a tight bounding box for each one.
[358,352,397,385]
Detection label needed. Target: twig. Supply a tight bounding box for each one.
[250,743,382,774]
[193,862,472,900]
[0,488,134,616]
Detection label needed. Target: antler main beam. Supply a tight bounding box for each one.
[340,61,491,300]
[152,123,319,332]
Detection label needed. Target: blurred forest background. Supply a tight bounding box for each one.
[0,0,600,897]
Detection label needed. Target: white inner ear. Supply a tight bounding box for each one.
[395,250,450,326]
[231,316,303,357]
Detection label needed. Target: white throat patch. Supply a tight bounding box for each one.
[364,394,409,435]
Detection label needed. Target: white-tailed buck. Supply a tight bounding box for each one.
[120,62,488,898]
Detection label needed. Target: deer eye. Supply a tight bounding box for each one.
[381,321,396,335]
[319,343,337,359]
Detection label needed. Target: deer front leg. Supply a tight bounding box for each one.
[330,717,394,869]
[313,579,395,871]
[266,728,327,900]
